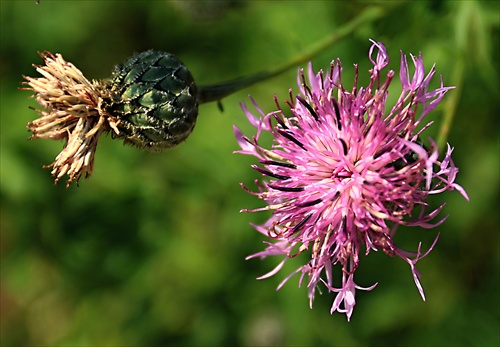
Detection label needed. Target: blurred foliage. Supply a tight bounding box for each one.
[1,0,499,346]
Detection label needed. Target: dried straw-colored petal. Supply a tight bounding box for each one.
[22,51,119,187]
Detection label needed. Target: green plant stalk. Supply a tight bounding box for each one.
[197,5,386,104]
[437,56,465,151]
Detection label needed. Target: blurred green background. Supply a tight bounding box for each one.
[1,0,498,346]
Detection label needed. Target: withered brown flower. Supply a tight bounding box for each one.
[22,52,119,187]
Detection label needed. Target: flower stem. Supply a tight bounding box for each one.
[437,55,465,151]
[197,5,386,104]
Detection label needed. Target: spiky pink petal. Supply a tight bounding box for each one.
[235,40,467,320]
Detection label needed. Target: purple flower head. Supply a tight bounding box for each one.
[234,41,469,321]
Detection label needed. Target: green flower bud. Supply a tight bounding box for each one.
[108,50,199,151]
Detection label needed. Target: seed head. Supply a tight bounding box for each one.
[22,51,118,186]
[22,50,199,186]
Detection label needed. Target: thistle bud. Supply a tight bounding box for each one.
[23,49,274,186]
[107,50,199,151]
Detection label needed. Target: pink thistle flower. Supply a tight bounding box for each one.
[234,40,469,320]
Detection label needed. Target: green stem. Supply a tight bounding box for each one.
[197,5,386,104]
[436,55,465,151]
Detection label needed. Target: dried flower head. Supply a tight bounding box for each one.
[234,40,469,320]
[22,52,118,186]
[22,50,200,186]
